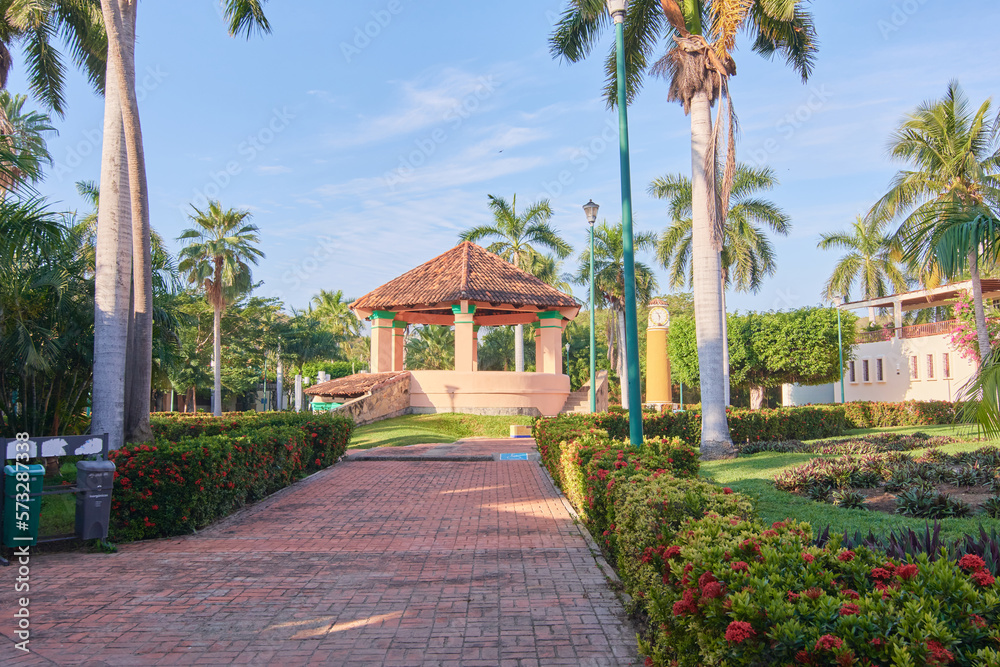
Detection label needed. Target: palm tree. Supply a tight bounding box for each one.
[0,91,55,193]
[406,326,455,371]
[310,289,361,337]
[552,0,816,458]
[93,0,271,447]
[575,220,656,409]
[177,201,264,416]
[460,194,573,372]
[872,82,1000,359]
[819,216,909,323]
[652,162,790,405]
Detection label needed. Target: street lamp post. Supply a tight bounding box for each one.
[833,295,846,404]
[607,0,642,445]
[584,200,600,413]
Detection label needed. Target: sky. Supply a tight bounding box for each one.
[9,0,1000,317]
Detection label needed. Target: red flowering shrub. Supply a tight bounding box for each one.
[724,621,755,644]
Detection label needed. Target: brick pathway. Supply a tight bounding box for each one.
[2,439,640,666]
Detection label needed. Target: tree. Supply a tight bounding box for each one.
[575,220,656,409]
[177,201,264,416]
[0,91,55,193]
[670,307,857,410]
[284,315,341,376]
[552,0,817,458]
[818,215,909,322]
[460,194,572,372]
[309,289,361,337]
[872,81,1000,361]
[406,326,455,371]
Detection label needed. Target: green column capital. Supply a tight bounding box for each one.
[371,310,397,320]
[451,304,477,315]
[536,311,563,321]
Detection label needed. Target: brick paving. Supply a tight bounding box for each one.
[1,439,640,666]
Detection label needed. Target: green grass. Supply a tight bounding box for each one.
[704,429,1000,542]
[349,413,531,450]
[39,460,77,537]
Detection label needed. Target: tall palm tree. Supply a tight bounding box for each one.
[552,0,816,458]
[93,0,271,447]
[0,91,55,193]
[652,162,790,404]
[575,220,656,409]
[872,82,1000,359]
[177,201,264,416]
[406,326,455,371]
[310,289,361,337]
[819,216,909,323]
[460,194,572,372]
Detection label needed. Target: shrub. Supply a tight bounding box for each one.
[843,400,961,428]
[895,487,973,519]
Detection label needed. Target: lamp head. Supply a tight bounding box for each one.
[583,200,600,225]
[833,294,845,307]
[607,0,627,23]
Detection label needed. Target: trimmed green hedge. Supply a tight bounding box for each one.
[535,421,1000,666]
[109,412,354,542]
[842,400,961,429]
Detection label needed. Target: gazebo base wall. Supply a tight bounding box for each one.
[408,371,571,417]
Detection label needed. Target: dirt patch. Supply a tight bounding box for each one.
[853,484,994,514]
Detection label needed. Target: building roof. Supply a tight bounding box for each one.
[839,279,1000,313]
[350,242,579,326]
[304,372,407,398]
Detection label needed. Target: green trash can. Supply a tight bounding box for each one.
[3,464,45,547]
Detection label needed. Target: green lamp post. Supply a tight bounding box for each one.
[608,0,643,445]
[834,295,846,404]
[584,200,600,413]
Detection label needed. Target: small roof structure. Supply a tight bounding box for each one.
[839,279,1000,313]
[350,242,580,326]
[305,372,406,398]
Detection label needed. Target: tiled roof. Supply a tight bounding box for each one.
[305,372,407,398]
[350,242,577,311]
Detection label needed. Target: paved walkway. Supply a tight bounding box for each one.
[2,439,640,666]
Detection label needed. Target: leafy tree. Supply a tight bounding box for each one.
[309,289,361,337]
[406,326,454,371]
[574,220,656,409]
[818,215,909,322]
[872,81,1000,359]
[284,315,341,376]
[551,0,817,458]
[177,201,264,416]
[460,194,572,372]
[0,91,55,192]
[670,307,857,410]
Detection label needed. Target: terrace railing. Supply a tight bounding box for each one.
[856,319,957,344]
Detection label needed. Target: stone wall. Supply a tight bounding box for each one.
[333,372,411,426]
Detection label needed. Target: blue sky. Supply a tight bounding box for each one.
[9,0,1000,316]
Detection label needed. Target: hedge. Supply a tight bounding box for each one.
[110,412,354,542]
[537,425,1000,666]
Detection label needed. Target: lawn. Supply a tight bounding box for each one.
[349,413,531,449]
[702,424,1000,542]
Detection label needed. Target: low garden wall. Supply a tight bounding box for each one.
[111,412,354,542]
[534,413,1000,665]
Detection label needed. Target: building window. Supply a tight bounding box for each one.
[942,353,951,379]
[876,357,885,382]
[848,360,857,383]
[910,355,919,380]
[926,354,935,380]
[862,359,871,383]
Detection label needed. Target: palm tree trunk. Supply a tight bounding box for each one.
[750,386,765,410]
[690,89,733,458]
[102,0,153,443]
[515,324,524,372]
[91,30,132,452]
[721,273,730,406]
[970,250,992,360]
[214,305,222,416]
[617,306,628,410]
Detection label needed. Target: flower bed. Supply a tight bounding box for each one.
[533,419,1000,666]
[109,412,354,542]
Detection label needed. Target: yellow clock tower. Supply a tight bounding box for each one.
[645,298,672,407]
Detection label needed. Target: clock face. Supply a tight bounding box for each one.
[649,307,669,327]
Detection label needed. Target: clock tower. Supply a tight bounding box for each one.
[645,298,672,407]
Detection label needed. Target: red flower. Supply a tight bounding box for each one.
[837,550,855,562]
[839,603,860,616]
[959,554,987,572]
[896,564,919,580]
[804,587,823,600]
[723,487,733,494]
[731,561,749,573]
[972,570,995,587]
[814,635,843,651]
[842,589,860,600]
[787,591,800,602]
[151,505,159,511]
[698,572,717,588]
[970,614,987,628]
[925,640,953,665]
[870,567,892,581]
[724,621,755,644]
[802,552,815,563]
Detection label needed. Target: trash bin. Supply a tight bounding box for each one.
[75,460,116,541]
[3,464,45,547]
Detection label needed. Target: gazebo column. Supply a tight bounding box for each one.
[537,311,564,375]
[392,321,407,371]
[473,325,480,372]
[534,327,542,373]
[370,310,396,374]
[452,302,477,372]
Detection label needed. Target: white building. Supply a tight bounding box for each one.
[784,280,999,406]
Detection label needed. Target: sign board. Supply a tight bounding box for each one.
[4,434,109,460]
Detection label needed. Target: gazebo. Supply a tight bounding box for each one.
[349,242,581,416]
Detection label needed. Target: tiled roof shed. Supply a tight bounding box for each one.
[350,242,580,326]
